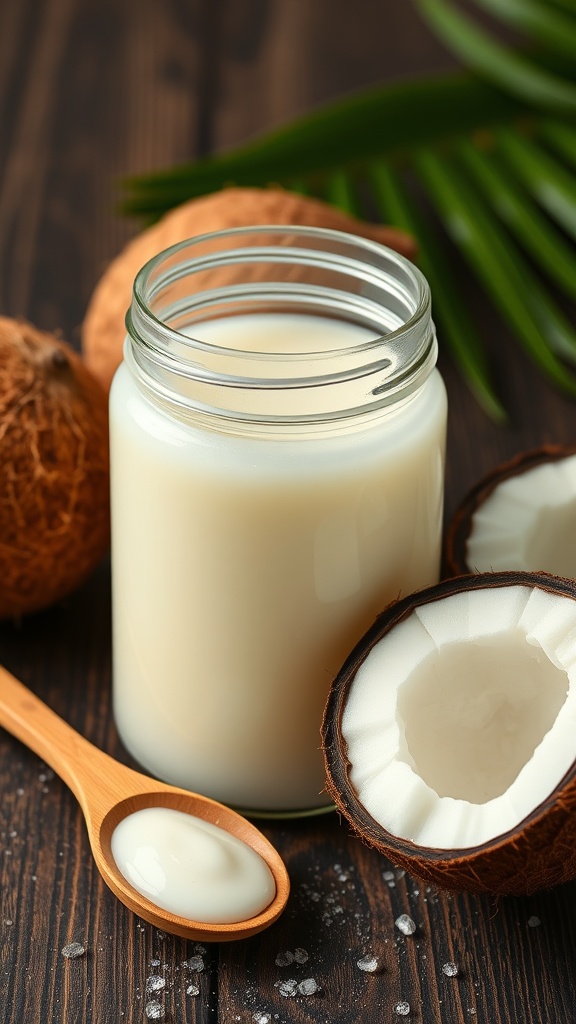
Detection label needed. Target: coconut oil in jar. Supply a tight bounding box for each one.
[109,226,447,815]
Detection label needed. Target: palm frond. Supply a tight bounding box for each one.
[497,128,576,237]
[122,71,523,216]
[415,147,576,395]
[122,0,576,418]
[369,160,508,422]
[415,0,576,111]
[457,135,576,304]
[469,0,576,59]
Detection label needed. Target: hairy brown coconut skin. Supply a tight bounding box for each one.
[444,445,576,577]
[322,571,576,896]
[0,318,110,619]
[82,186,417,392]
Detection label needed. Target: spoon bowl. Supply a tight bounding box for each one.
[0,664,289,941]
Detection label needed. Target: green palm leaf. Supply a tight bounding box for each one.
[471,0,576,52]
[123,71,523,215]
[122,0,576,418]
[416,0,576,111]
[369,160,508,421]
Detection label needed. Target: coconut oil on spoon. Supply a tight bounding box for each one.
[0,664,289,941]
[111,805,276,924]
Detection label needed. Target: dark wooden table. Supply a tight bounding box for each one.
[2,2,576,1021]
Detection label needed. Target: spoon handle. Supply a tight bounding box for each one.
[0,663,121,812]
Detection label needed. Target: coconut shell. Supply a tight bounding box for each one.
[444,445,576,577]
[81,186,417,392]
[322,570,576,895]
[0,318,110,619]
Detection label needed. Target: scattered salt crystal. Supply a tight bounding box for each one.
[185,955,205,972]
[528,916,541,928]
[356,955,379,973]
[144,1001,164,1019]
[395,914,416,936]
[275,951,294,967]
[383,870,395,881]
[61,942,85,959]
[334,863,350,881]
[252,1013,271,1024]
[145,976,166,994]
[186,984,200,996]
[151,959,161,967]
[298,978,318,995]
[277,979,298,997]
[442,962,459,977]
[394,1001,411,1016]
[294,948,309,964]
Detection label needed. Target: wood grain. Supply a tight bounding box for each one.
[1,0,576,1021]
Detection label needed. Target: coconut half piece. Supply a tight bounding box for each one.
[445,445,576,577]
[322,571,576,895]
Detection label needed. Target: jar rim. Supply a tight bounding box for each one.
[125,224,437,425]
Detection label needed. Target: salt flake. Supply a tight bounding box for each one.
[277,979,298,997]
[275,951,294,967]
[442,962,459,977]
[144,1002,164,1019]
[185,955,205,972]
[61,942,85,959]
[395,1000,411,1016]
[357,954,379,973]
[146,976,166,994]
[298,978,318,995]
[395,914,417,936]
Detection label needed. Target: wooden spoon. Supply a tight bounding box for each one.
[0,664,290,941]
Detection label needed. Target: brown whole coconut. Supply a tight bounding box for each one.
[82,186,417,391]
[0,317,110,619]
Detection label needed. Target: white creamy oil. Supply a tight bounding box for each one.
[110,806,276,923]
[110,311,446,811]
[110,228,446,814]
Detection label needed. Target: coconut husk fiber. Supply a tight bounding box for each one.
[0,317,110,619]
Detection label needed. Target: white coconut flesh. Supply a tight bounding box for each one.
[341,585,576,851]
[466,455,576,575]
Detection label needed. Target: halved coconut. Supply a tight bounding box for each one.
[322,571,576,895]
[445,445,576,577]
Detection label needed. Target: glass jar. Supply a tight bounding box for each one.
[109,225,447,816]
